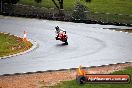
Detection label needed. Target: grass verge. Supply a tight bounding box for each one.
[51,67,132,88]
[0,32,32,57]
[18,0,132,24]
[19,0,76,10]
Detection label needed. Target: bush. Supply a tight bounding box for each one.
[72,2,88,20]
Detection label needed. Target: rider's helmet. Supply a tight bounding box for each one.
[55,26,59,31]
[63,31,66,34]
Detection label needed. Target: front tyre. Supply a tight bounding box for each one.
[65,41,68,45]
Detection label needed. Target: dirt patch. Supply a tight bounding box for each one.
[0,62,132,88]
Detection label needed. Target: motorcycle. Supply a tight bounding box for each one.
[55,31,68,45]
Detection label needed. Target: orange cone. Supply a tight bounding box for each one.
[23,31,27,42]
[77,65,86,76]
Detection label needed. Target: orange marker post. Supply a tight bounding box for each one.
[77,65,86,76]
[23,31,27,42]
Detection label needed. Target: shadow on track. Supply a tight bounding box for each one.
[55,43,68,47]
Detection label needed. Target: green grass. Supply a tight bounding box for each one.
[0,33,32,57]
[85,0,132,15]
[19,0,132,15]
[17,0,132,24]
[50,67,132,88]
[19,0,76,10]
[18,0,132,24]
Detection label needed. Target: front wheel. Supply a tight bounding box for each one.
[65,41,68,45]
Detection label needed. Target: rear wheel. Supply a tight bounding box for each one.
[55,37,59,40]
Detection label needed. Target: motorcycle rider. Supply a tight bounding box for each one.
[55,26,67,40]
[55,26,66,34]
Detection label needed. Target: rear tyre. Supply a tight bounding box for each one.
[55,37,59,40]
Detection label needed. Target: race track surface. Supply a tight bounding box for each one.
[0,16,132,75]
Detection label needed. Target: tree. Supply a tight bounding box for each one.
[1,0,19,14]
[3,0,19,4]
[85,0,92,3]
[51,0,64,20]
[34,0,42,3]
[51,0,63,9]
[72,2,88,20]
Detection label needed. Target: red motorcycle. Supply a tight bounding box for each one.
[55,31,68,45]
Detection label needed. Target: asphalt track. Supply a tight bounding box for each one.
[0,16,132,75]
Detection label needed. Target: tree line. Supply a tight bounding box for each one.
[1,0,91,10]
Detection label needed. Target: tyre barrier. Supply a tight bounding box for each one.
[73,20,132,27]
[1,12,132,27]
[76,75,86,84]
